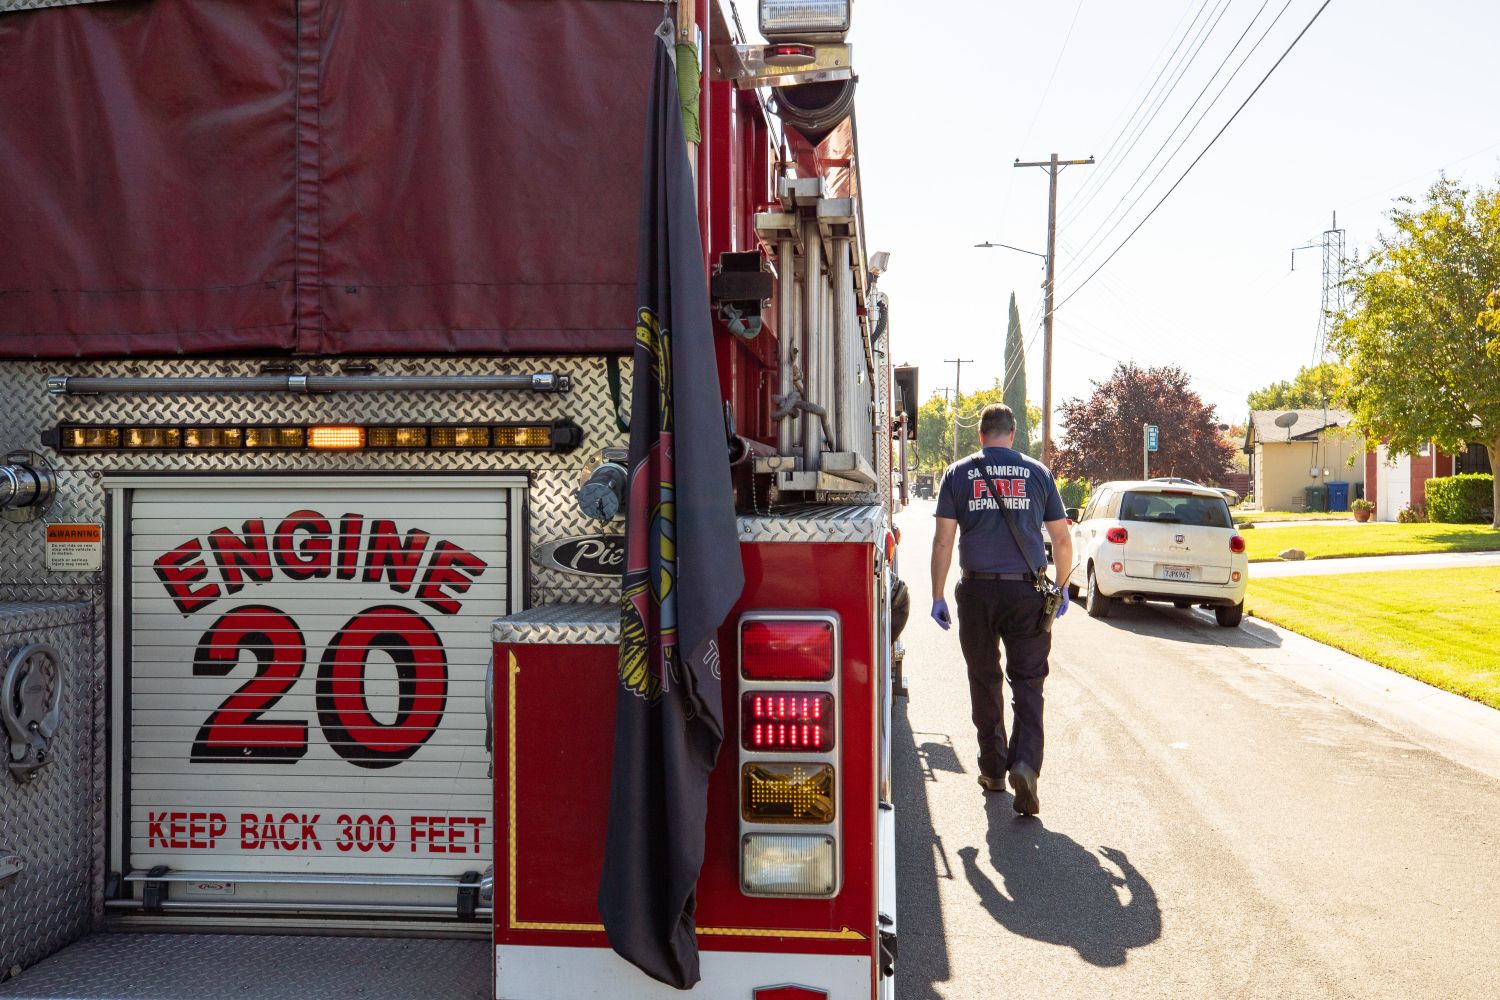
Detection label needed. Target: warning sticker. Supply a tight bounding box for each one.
[45,523,103,572]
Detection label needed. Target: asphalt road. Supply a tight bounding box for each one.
[894,499,1500,1000]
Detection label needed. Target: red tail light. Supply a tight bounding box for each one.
[741,620,835,681]
[1105,526,1128,544]
[755,986,829,1000]
[1230,535,1246,554]
[742,692,835,752]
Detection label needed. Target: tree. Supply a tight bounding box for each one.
[1331,176,1500,528]
[1245,362,1348,412]
[1003,293,1032,456]
[1053,363,1235,484]
[914,392,951,474]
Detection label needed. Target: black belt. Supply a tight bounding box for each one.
[962,571,1032,581]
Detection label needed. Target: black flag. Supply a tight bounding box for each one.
[597,29,746,990]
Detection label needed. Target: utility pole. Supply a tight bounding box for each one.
[1014,153,1094,465]
[944,358,972,463]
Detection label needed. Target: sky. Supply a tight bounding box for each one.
[839,0,1500,438]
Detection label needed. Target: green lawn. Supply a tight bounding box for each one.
[1233,509,1354,524]
[1246,567,1500,710]
[1243,522,1500,563]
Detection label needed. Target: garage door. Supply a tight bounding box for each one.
[114,477,519,917]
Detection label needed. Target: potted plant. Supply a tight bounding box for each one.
[1350,498,1375,523]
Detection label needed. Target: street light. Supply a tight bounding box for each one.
[974,240,1047,259]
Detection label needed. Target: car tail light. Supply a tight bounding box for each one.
[741,833,836,896]
[742,693,834,752]
[1106,527,1128,544]
[1232,571,1242,582]
[741,620,835,681]
[1111,561,1124,573]
[1229,535,1246,554]
[738,613,840,898]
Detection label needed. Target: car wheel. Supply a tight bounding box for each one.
[1215,602,1244,628]
[1086,566,1112,619]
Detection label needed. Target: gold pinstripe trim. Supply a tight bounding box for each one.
[504,648,867,943]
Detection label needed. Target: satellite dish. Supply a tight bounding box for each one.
[1273,412,1299,429]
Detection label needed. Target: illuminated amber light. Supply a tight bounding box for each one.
[308,425,366,450]
[123,427,181,449]
[491,425,553,448]
[244,426,306,449]
[741,762,835,824]
[367,426,428,448]
[184,427,243,449]
[62,427,121,450]
[430,426,490,448]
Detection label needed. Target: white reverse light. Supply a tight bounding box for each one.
[759,0,852,40]
[742,833,836,896]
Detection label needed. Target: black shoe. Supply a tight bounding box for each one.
[1008,763,1039,815]
[977,773,1006,794]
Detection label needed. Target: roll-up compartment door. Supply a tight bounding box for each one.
[115,477,518,918]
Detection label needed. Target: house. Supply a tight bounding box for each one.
[1364,441,1490,522]
[1244,410,1366,511]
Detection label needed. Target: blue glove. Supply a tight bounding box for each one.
[931,598,952,631]
[1055,588,1070,619]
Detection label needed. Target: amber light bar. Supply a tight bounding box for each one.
[48,420,583,454]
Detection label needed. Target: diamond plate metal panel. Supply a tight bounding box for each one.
[737,504,885,545]
[491,602,619,646]
[0,932,489,999]
[0,356,629,608]
[0,605,97,980]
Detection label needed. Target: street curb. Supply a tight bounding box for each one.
[1225,611,1500,783]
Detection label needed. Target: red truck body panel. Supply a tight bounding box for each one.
[495,539,877,963]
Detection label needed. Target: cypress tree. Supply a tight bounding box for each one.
[1003,292,1031,455]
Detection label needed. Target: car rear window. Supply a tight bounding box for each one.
[1120,491,1232,528]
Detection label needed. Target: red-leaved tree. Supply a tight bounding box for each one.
[1053,363,1235,485]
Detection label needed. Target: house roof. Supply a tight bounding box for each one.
[1246,409,1353,450]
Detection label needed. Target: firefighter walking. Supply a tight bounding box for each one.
[929,403,1073,815]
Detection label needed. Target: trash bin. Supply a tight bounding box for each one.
[1327,481,1350,512]
[1304,484,1328,512]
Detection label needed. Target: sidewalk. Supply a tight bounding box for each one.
[1252,549,1500,577]
[1192,608,1500,782]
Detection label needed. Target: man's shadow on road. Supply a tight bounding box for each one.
[957,798,1161,967]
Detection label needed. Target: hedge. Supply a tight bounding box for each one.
[1425,474,1495,523]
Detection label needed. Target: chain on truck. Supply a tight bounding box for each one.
[0,1,918,997]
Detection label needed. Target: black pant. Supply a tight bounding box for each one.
[955,577,1052,779]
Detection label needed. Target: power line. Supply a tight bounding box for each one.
[1061,0,1236,228]
[1015,0,1089,156]
[1053,0,1336,316]
[1063,0,1287,274]
[1063,0,1204,212]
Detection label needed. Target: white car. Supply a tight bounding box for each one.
[1066,480,1248,627]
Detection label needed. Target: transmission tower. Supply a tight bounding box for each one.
[1291,211,1347,360]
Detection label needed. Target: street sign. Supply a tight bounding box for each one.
[1147,425,1159,452]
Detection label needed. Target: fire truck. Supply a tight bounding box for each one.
[0,0,903,998]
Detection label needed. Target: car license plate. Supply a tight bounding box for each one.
[1159,564,1194,581]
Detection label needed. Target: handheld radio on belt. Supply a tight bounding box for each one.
[995,498,1064,632]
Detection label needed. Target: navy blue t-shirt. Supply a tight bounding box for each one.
[934,447,1065,574]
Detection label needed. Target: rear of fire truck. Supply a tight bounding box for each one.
[0,1,898,998]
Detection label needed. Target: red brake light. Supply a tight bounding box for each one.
[741,620,835,681]
[1230,535,1246,554]
[1106,527,1128,544]
[742,692,835,752]
[755,987,829,1000]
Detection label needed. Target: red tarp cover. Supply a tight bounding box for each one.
[0,0,659,358]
